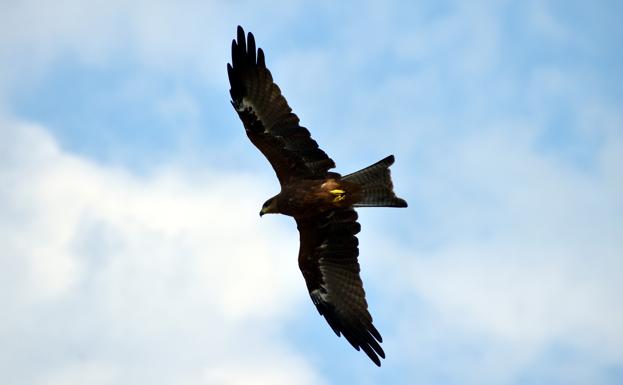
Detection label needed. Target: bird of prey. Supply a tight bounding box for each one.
[227,26,407,366]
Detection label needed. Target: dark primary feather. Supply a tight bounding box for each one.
[297,209,385,366]
[227,25,336,184]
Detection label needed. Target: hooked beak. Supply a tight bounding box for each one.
[259,208,266,217]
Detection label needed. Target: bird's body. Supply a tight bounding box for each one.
[228,26,407,366]
[266,177,360,217]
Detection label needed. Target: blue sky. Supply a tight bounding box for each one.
[1,1,622,384]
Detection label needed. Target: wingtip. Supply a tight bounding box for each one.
[237,25,246,48]
[369,323,383,342]
[373,356,382,367]
[232,26,262,68]
[247,31,256,64]
[361,344,382,367]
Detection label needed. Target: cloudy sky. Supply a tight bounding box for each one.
[1,1,621,384]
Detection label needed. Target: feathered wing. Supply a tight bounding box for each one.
[296,209,385,366]
[228,26,336,185]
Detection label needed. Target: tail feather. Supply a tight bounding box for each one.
[342,155,408,208]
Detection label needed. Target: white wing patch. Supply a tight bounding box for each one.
[310,287,329,304]
[318,240,329,250]
[236,96,255,112]
[237,97,270,134]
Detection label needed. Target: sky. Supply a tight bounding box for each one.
[1,1,622,384]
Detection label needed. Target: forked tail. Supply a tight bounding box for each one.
[342,155,408,208]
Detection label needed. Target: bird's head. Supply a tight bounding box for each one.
[260,196,279,217]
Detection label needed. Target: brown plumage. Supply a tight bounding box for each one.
[227,26,407,366]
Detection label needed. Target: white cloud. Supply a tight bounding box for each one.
[33,361,118,385]
[0,120,324,385]
[0,0,310,94]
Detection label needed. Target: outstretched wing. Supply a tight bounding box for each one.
[296,209,385,366]
[228,26,336,185]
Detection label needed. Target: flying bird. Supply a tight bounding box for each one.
[227,26,407,366]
